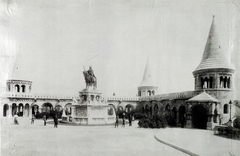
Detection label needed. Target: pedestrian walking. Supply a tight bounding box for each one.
[43,115,47,126]
[31,115,34,124]
[128,115,132,126]
[14,112,19,125]
[122,118,125,127]
[115,116,119,128]
[54,114,58,128]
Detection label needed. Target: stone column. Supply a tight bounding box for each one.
[8,105,12,117]
[29,106,32,116]
[62,107,66,117]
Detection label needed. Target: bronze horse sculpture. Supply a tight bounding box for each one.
[83,67,97,89]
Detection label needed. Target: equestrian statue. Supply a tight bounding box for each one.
[83,66,97,89]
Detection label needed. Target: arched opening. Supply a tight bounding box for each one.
[209,77,213,88]
[201,77,204,89]
[21,85,26,93]
[154,104,158,115]
[91,95,94,101]
[3,104,9,117]
[126,104,134,114]
[18,103,24,116]
[42,103,53,113]
[152,90,155,95]
[25,104,30,117]
[227,77,230,88]
[178,105,186,126]
[12,103,17,116]
[204,77,208,88]
[65,104,72,115]
[223,104,228,114]
[192,104,208,129]
[224,77,227,88]
[147,91,151,96]
[32,105,39,115]
[108,104,115,116]
[15,85,20,92]
[172,107,177,121]
[138,90,141,96]
[220,76,223,88]
[165,104,170,112]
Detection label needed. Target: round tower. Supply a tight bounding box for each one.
[6,79,32,94]
[193,16,235,107]
[138,57,158,97]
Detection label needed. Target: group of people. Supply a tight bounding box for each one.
[115,114,133,128]
[13,112,58,128]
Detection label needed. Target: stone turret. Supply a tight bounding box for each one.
[192,16,235,125]
[138,57,158,97]
[193,16,235,91]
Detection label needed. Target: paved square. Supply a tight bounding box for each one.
[1,118,187,156]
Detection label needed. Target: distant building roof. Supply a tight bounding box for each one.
[187,91,219,102]
[194,16,234,72]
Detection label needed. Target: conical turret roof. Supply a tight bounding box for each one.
[194,16,233,72]
[139,57,157,87]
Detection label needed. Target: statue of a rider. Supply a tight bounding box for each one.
[83,66,97,89]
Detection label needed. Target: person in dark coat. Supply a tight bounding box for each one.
[122,118,125,127]
[128,115,132,126]
[43,115,47,126]
[115,116,119,128]
[54,114,58,128]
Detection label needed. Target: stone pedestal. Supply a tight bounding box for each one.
[62,87,116,125]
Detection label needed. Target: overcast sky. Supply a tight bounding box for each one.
[0,0,239,99]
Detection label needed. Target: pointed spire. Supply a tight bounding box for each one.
[194,16,233,72]
[139,57,156,87]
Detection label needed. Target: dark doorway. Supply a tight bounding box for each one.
[192,104,208,129]
[179,106,186,127]
[3,104,9,117]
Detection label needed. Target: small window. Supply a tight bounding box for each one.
[223,104,228,114]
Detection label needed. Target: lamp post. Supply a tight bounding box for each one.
[229,100,232,122]
[228,100,233,127]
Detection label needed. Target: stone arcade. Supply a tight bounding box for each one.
[1,16,239,129]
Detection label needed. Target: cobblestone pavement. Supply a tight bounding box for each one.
[1,118,187,156]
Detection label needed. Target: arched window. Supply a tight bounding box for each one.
[224,77,227,88]
[204,77,208,88]
[152,90,155,95]
[227,77,230,88]
[147,91,151,96]
[21,85,26,93]
[223,104,228,114]
[220,76,223,88]
[15,85,20,92]
[201,78,204,89]
[209,77,213,88]
[138,90,141,96]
